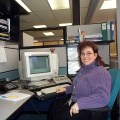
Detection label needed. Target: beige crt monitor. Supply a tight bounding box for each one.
[18,52,59,81]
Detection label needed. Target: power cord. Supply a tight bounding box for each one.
[30,100,47,120]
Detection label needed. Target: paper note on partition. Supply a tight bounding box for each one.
[0,46,7,62]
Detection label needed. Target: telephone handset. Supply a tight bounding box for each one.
[0,78,18,94]
[0,83,8,93]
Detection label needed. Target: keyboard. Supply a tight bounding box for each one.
[36,84,70,95]
[53,75,71,84]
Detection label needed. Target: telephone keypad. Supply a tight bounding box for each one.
[5,82,18,90]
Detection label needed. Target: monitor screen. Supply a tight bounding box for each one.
[29,56,50,74]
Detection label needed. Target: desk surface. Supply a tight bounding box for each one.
[0,80,58,120]
[0,90,34,120]
[0,80,70,120]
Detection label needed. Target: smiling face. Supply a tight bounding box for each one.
[80,46,97,66]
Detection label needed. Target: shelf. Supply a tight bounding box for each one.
[0,39,19,44]
[91,40,115,44]
[66,40,115,46]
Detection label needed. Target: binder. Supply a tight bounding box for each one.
[101,22,107,41]
[107,22,110,40]
[78,28,81,42]
[110,21,115,40]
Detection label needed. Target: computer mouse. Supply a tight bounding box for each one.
[36,91,42,96]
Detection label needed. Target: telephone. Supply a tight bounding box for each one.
[53,75,71,84]
[0,78,18,94]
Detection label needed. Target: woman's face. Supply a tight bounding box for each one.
[80,46,97,66]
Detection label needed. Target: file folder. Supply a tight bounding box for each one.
[101,22,107,41]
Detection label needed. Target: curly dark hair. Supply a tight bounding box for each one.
[78,41,105,67]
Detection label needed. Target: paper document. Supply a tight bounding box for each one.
[0,92,30,101]
[0,46,7,62]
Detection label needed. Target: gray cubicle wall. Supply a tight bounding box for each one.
[117,0,120,69]
[20,46,67,75]
[67,24,102,39]
[0,42,19,81]
[66,24,110,65]
[117,1,120,120]
[98,45,110,65]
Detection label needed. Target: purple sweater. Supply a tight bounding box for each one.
[65,61,111,110]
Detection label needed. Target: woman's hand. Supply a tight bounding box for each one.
[56,87,66,93]
[70,102,79,116]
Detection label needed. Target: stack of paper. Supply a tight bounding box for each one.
[0,92,30,101]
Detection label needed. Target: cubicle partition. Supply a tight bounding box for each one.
[66,24,110,65]
[20,46,67,75]
[0,41,19,81]
[66,24,110,75]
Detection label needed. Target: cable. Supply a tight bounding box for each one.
[30,100,47,120]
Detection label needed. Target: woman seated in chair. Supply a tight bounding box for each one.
[47,41,112,120]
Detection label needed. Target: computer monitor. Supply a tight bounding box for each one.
[18,52,59,81]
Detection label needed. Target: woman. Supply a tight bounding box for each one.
[47,41,111,120]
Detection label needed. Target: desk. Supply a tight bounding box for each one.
[0,90,34,120]
[0,80,70,120]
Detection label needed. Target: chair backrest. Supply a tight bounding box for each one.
[108,69,120,109]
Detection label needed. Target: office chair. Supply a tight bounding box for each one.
[87,69,120,120]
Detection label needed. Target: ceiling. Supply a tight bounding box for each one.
[20,0,116,42]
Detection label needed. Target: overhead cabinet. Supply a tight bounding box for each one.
[0,0,29,43]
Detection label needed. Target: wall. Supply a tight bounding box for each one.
[23,32,34,47]
[67,24,102,39]
[0,41,19,81]
[117,0,120,69]
[117,1,120,120]
[110,24,117,56]
[34,41,64,46]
